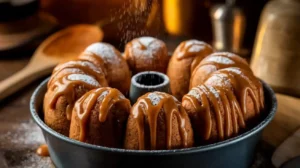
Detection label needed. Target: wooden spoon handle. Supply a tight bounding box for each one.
[0,64,54,102]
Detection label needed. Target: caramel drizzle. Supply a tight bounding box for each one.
[183,88,212,140]
[176,40,212,60]
[190,52,251,86]
[132,92,188,150]
[47,57,109,120]
[49,74,100,120]
[36,144,49,157]
[48,60,107,87]
[74,87,131,142]
[194,52,250,72]
[79,52,108,77]
[183,67,263,141]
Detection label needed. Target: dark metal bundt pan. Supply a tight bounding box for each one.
[30,77,277,168]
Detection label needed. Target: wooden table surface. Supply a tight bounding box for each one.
[0,54,53,168]
[0,40,299,168]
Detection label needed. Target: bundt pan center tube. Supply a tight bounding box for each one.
[30,77,277,168]
[129,71,170,103]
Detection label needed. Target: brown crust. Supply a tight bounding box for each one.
[44,58,108,136]
[124,92,194,150]
[124,37,169,75]
[182,52,264,144]
[44,72,105,136]
[189,52,251,89]
[82,42,131,96]
[69,95,130,148]
[167,40,213,100]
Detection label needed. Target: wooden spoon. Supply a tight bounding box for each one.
[0,24,103,101]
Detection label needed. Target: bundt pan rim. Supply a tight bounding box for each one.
[30,77,277,155]
[131,71,170,89]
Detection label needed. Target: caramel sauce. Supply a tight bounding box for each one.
[183,67,264,141]
[191,52,251,82]
[78,52,107,77]
[131,92,188,150]
[49,60,107,86]
[36,144,49,157]
[47,58,108,120]
[183,52,264,141]
[74,87,131,142]
[49,74,101,120]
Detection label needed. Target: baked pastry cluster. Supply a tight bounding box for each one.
[43,37,264,150]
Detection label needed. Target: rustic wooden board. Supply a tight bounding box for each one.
[263,94,300,147]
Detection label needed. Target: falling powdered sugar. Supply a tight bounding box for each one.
[110,0,162,46]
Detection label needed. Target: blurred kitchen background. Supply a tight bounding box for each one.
[0,0,267,54]
[1,0,300,97]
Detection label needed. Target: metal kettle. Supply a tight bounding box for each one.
[210,0,246,55]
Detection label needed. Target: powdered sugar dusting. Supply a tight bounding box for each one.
[211,52,236,58]
[224,68,254,86]
[139,37,155,47]
[188,45,205,53]
[147,92,163,106]
[205,56,234,65]
[99,90,109,98]
[205,73,232,88]
[1,121,44,148]
[206,85,220,99]
[67,74,100,87]
[184,40,209,53]
[176,40,211,59]
[130,37,164,59]
[184,40,202,47]
[85,43,121,65]
[13,152,52,168]
[0,120,52,167]
[223,68,244,76]
[188,89,200,99]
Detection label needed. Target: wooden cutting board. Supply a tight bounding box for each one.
[262,93,300,147]
[262,93,300,167]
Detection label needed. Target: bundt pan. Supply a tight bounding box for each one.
[30,77,277,168]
